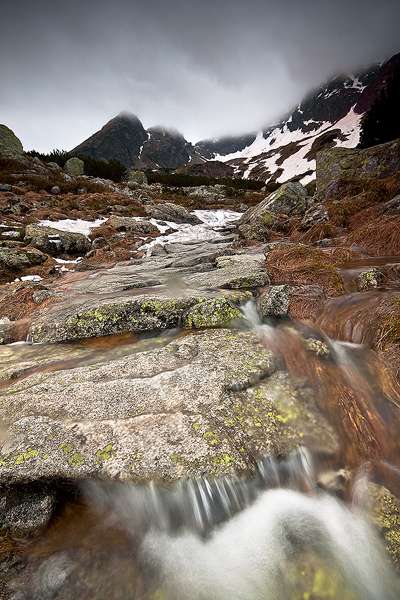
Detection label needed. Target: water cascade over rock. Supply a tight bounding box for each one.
[1,149,400,598]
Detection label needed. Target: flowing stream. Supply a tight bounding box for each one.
[4,219,400,599]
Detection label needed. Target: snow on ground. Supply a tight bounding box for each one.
[139,210,242,253]
[38,218,107,236]
[7,274,43,285]
[33,211,242,257]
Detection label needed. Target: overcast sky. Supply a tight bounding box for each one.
[1,0,399,152]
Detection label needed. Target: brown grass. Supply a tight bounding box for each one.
[264,245,345,296]
[290,222,344,244]
[347,216,400,255]
[0,283,62,320]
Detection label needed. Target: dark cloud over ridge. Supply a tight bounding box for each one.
[1,0,399,152]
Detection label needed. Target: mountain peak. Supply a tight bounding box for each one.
[72,114,148,167]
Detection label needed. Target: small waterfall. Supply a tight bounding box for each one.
[82,448,400,600]
[82,448,316,538]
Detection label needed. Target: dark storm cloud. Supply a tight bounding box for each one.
[1,0,399,151]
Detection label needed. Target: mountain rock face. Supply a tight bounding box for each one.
[135,126,202,170]
[194,52,400,185]
[72,115,203,170]
[72,114,148,167]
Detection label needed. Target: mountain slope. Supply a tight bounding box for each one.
[72,113,148,167]
[195,53,400,185]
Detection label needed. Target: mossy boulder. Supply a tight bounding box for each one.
[0,247,47,271]
[26,290,251,343]
[372,482,400,569]
[316,139,400,199]
[240,183,308,224]
[106,216,159,234]
[143,201,202,225]
[237,183,308,240]
[0,321,14,345]
[0,124,23,155]
[24,224,91,257]
[126,169,148,185]
[64,157,84,175]
[258,285,293,317]
[357,267,384,291]
[182,299,242,328]
[0,329,337,483]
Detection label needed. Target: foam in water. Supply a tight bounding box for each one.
[83,449,400,600]
[140,488,398,600]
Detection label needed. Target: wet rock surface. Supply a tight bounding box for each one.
[1,146,400,597]
[0,328,337,483]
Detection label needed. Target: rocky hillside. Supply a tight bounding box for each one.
[1,131,400,597]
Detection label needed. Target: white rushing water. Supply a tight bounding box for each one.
[84,448,400,600]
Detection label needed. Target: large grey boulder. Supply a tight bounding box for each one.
[237,183,308,240]
[143,202,202,224]
[126,169,147,185]
[0,124,23,154]
[64,156,85,175]
[316,139,400,199]
[24,224,91,257]
[0,247,47,271]
[0,329,337,483]
[106,215,159,234]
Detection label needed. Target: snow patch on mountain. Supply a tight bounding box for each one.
[213,105,363,185]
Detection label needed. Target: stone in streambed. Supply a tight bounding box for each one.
[357,268,384,291]
[258,285,293,317]
[182,299,242,329]
[27,290,252,343]
[0,329,338,483]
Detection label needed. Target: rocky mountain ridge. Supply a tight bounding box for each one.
[196,52,400,185]
[72,113,203,170]
[69,51,400,185]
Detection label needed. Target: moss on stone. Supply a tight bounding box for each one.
[372,483,400,567]
[260,209,276,227]
[96,444,114,461]
[183,299,241,329]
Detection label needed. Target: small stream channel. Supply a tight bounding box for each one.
[2,217,400,599]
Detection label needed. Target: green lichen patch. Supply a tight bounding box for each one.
[59,442,74,455]
[96,444,114,461]
[68,452,85,466]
